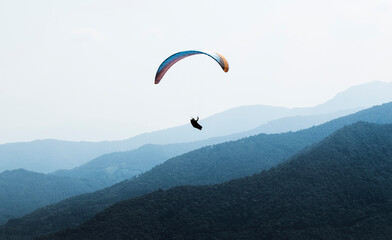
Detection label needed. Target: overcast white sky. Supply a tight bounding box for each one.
[1,0,392,144]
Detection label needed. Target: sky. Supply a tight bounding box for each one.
[1,0,392,144]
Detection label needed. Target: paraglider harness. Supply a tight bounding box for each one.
[190,117,202,130]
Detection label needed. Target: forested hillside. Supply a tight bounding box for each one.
[0,169,96,225]
[52,142,215,188]
[1,102,392,239]
[0,107,363,226]
[39,122,392,239]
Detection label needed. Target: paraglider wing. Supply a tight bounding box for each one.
[154,50,229,84]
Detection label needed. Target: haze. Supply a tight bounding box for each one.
[1,0,392,144]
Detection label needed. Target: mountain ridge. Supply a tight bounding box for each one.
[0,108,360,225]
[1,81,391,173]
[37,122,392,239]
[1,102,392,239]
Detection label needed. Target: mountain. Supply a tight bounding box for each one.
[52,109,356,189]
[234,108,356,137]
[0,141,213,226]
[0,109,359,226]
[0,169,96,225]
[310,81,392,113]
[0,105,299,173]
[51,140,221,189]
[1,81,391,173]
[79,81,392,146]
[38,122,392,240]
[0,140,124,174]
[1,102,392,239]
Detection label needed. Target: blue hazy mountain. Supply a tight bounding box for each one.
[2,81,391,173]
[37,122,392,240]
[0,142,212,226]
[52,108,355,189]
[307,81,392,113]
[1,102,391,240]
[0,169,96,225]
[51,140,222,189]
[0,109,359,226]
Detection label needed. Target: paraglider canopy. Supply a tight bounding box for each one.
[154,50,229,84]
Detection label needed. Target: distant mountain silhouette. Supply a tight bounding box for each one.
[1,102,392,240]
[307,81,392,113]
[0,169,96,225]
[38,122,392,240]
[1,81,391,173]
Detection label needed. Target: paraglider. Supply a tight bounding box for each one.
[154,50,229,84]
[154,50,229,130]
[190,117,202,130]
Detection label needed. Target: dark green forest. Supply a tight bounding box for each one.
[39,122,392,239]
[1,102,392,239]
